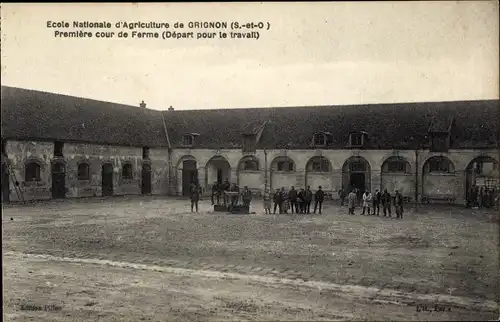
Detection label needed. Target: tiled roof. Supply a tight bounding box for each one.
[164,100,499,149]
[1,86,169,147]
[2,86,498,150]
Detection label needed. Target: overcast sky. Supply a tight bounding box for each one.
[1,2,498,110]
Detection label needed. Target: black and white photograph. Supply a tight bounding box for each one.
[1,2,499,321]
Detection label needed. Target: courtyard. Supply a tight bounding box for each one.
[2,196,499,321]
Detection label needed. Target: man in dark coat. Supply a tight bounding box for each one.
[394,190,404,219]
[297,188,306,214]
[190,182,202,213]
[273,188,282,214]
[381,189,392,217]
[241,186,253,208]
[304,186,313,214]
[338,188,346,206]
[313,186,325,214]
[211,181,220,205]
[230,183,239,206]
[221,179,230,205]
[372,189,381,215]
[288,186,298,214]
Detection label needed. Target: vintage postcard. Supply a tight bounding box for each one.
[1,2,499,321]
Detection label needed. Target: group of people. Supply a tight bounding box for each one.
[467,185,498,209]
[262,186,326,215]
[342,188,405,219]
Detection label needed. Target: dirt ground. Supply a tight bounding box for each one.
[2,196,499,321]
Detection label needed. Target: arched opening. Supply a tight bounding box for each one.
[422,156,456,202]
[25,162,41,182]
[237,155,261,191]
[342,156,371,198]
[380,156,413,197]
[270,156,296,190]
[306,156,333,193]
[141,163,152,195]
[51,161,66,199]
[101,163,114,196]
[206,155,231,189]
[465,156,498,207]
[177,156,198,196]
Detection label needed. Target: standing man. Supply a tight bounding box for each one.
[394,190,404,219]
[190,181,202,213]
[347,189,357,215]
[263,189,272,214]
[221,179,230,206]
[362,190,373,215]
[230,183,239,206]
[273,188,282,214]
[288,186,298,214]
[382,189,392,217]
[372,189,381,215]
[304,186,313,214]
[297,188,306,214]
[338,188,346,206]
[241,186,253,208]
[313,186,325,214]
[211,181,220,205]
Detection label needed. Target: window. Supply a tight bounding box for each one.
[428,157,453,173]
[309,158,330,172]
[142,147,150,159]
[25,162,41,182]
[243,160,259,171]
[183,135,193,146]
[122,164,133,179]
[242,135,256,153]
[277,160,294,172]
[77,163,90,180]
[387,160,407,172]
[430,135,448,152]
[54,141,64,157]
[349,160,366,172]
[350,133,363,147]
[313,133,326,146]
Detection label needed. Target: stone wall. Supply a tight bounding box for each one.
[3,140,170,202]
[3,140,497,205]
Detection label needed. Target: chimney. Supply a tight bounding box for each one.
[139,100,146,108]
[168,105,174,111]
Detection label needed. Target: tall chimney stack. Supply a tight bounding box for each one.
[139,100,146,108]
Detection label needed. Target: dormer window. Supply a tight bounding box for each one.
[313,133,326,146]
[183,134,194,146]
[54,141,64,157]
[242,134,257,153]
[142,147,150,159]
[350,133,364,147]
[430,133,449,152]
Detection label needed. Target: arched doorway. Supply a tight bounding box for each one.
[270,156,296,190]
[51,162,66,199]
[342,156,371,197]
[237,155,260,190]
[305,156,333,193]
[141,163,152,195]
[421,156,455,201]
[102,163,114,196]
[206,156,231,189]
[465,156,498,204]
[380,156,412,197]
[178,157,198,196]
